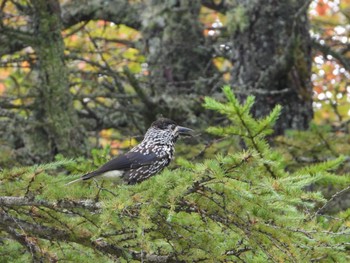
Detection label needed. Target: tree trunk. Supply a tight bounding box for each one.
[141,0,215,125]
[229,0,313,134]
[28,0,86,161]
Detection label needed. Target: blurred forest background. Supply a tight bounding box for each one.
[1,0,350,262]
[0,0,349,165]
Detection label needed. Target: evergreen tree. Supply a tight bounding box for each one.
[0,87,349,262]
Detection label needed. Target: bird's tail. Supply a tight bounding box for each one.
[65,171,98,186]
[65,176,83,185]
[81,171,99,180]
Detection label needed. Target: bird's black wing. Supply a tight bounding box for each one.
[81,151,158,180]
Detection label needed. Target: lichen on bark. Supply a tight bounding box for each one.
[229,0,313,134]
[29,0,86,160]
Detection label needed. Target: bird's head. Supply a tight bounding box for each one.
[144,118,193,144]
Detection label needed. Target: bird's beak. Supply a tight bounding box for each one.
[177,126,194,136]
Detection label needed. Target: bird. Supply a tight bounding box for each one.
[66,118,193,185]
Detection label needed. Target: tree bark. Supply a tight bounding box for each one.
[29,0,86,160]
[141,0,216,125]
[229,0,313,134]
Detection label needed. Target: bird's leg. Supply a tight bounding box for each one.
[101,187,118,198]
[93,179,119,198]
[93,179,103,202]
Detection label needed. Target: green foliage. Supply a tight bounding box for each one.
[226,5,249,33]
[55,146,111,176]
[0,239,31,263]
[1,87,349,262]
[274,122,350,214]
[276,124,350,174]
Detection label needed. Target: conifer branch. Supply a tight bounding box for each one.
[0,210,178,262]
[235,103,278,178]
[3,225,57,262]
[2,86,349,261]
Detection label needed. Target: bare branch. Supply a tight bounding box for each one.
[312,39,350,71]
[201,0,228,12]
[0,0,142,56]
[61,0,142,29]
[0,196,101,211]
[314,185,350,217]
